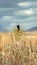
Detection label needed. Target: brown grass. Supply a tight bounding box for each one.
[0,31,37,65]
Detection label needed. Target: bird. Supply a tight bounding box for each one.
[17,25,20,31]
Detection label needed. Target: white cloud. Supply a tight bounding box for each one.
[16,9,33,15]
[17,2,37,7]
[15,8,37,15]
[2,16,11,19]
[10,23,16,26]
[0,16,16,23]
[2,16,15,20]
[17,2,30,7]
[9,16,37,25]
[24,9,33,15]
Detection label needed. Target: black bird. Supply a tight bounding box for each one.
[17,25,20,31]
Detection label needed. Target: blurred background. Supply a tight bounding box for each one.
[0,0,37,32]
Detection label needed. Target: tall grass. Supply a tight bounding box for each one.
[0,31,37,65]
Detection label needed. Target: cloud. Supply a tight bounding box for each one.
[0,0,37,31]
[10,23,16,26]
[24,16,37,24]
[0,16,16,24]
[0,8,15,18]
[9,16,37,25]
[2,16,15,20]
[17,2,37,7]
[17,2,30,7]
[15,8,37,15]
[0,8,14,11]
[15,9,33,15]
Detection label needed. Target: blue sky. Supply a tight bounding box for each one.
[0,0,37,31]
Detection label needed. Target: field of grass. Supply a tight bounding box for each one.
[0,31,37,65]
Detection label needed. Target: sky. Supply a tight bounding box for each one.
[0,0,37,31]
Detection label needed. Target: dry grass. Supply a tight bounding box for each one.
[0,31,37,65]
